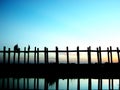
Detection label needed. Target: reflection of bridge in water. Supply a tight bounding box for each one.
[0,78,120,90]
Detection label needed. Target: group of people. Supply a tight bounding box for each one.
[14,44,30,52]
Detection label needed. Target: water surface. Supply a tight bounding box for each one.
[0,78,120,90]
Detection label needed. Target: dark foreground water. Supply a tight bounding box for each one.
[0,78,120,90]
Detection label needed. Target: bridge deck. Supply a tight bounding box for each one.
[0,64,120,78]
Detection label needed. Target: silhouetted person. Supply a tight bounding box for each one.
[14,44,18,51]
[28,45,30,51]
[14,44,20,52]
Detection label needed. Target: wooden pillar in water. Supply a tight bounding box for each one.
[24,47,26,64]
[18,48,20,64]
[101,79,102,90]
[112,79,113,90]
[23,78,25,89]
[109,79,113,90]
[2,78,4,89]
[7,78,9,89]
[110,46,113,64]
[17,78,19,89]
[44,47,46,64]
[117,47,120,63]
[37,48,39,64]
[109,79,110,90]
[67,79,69,90]
[37,78,39,90]
[34,78,36,89]
[56,47,59,64]
[66,46,69,64]
[13,78,15,89]
[87,46,91,64]
[34,47,36,64]
[3,46,6,64]
[98,79,102,90]
[107,47,110,63]
[98,79,100,90]
[88,78,91,90]
[77,78,80,90]
[99,46,102,64]
[5,78,7,89]
[119,79,120,90]
[44,47,48,64]
[77,46,80,64]
[27,78,29,89]
[46,48,48,63]
[44,78,48,90]
[27,48,30,64]
[97,47,100,64]
[1,78,3,88]
[13,48,16,64]
[56,79,59,90]
[8,48,10,64]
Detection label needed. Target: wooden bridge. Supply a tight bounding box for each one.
[0,46,120,64]
[1,46,120,78]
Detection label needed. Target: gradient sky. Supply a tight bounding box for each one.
[0,0,120,50]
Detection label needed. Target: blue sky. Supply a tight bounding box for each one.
[0,0,120,50]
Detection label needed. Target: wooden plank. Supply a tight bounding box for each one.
[110,46,113,63]
[13,48,15,64]
[107,47,110,63]
[3,46,6,64]
[77,46,80,64]
[8,48,10,64]
[56,47,59,64]
[34,47,36,64]
[0,49,119,53]
[46,48,49,63]
[44,47,49,64]
[37,48,39,64]
[99,46,102,64]
[24,47,26,64]
[88,46,91,64]
[27,45,30,64]
[44,47,46,64]
[18,48,20,64]
[117,47,120,63]
[97,47,100,64]
[66,46,69,64]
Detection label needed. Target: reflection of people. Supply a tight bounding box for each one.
[28,45,30,51]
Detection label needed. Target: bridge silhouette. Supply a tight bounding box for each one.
[1,46,120,78]
[0,46,120,64]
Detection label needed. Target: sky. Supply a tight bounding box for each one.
[0,0,120,50]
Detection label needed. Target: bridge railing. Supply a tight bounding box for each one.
[0,46,120,64]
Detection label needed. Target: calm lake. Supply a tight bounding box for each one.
[0,78,120,90]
